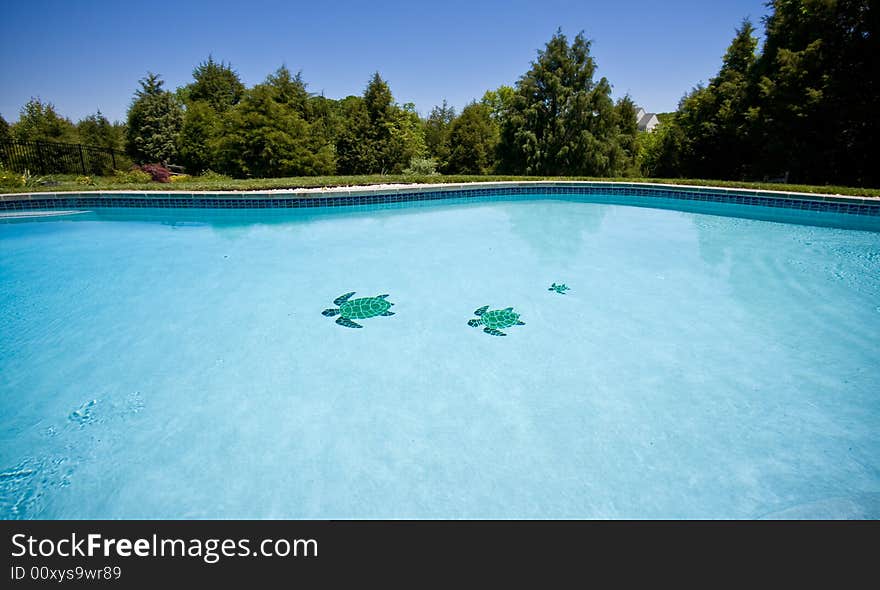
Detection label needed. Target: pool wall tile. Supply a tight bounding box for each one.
[1,182,878,217]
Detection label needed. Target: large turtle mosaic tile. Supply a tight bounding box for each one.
[467,305,525,337]
[322,292,395,328]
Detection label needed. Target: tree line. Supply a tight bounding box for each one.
[0,99,126,152]
[124,32,643,179]
[0,31,640,179]
[642,0,877,187]
[2,0,876,187]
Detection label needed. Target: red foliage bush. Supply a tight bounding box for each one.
[136,164,172,183]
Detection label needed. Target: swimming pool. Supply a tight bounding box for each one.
[1,185,879,519]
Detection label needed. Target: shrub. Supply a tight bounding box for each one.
[136,163,172,183]
[109,168,152,184]
[76,175,95,185]
[0,165,24,189]
[402,157,438,176]
[169,174,191,183]
[197,170,232,181]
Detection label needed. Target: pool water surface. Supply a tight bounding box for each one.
[1,196,879,519]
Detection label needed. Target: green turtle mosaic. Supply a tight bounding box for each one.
[467,305,525,337]
[322,292,395,328]
[549,283,570,294]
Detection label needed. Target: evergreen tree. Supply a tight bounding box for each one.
[13,98,78,143]
[425,100,456,168]
[178,101,220,174]
[335,96,376,174]
[185,56,245,112]
[752,0,878,185]
[613,95,640,176]
[307,94,341,149]
[76,111,125,150]
[0,114,9,142]
[388,102,427,173]
[445,102,498,174]
[177,58,244,172]
[497,30,628,176]
[654,1,878,186]
[336,73,425,174]
[674,20,758,179]
[265,66,311,116]
[214,79,335,178]
[480,86,515,122]
[363,73,395,173]
[638,115,687,178]
[126,73,184,163]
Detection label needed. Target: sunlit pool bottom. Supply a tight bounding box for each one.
[1,194,878,519]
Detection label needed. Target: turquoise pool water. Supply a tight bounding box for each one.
[1,194,879,519]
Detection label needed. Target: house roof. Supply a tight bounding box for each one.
[637,112,659,131]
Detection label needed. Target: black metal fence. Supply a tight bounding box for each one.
[0,140,125,176]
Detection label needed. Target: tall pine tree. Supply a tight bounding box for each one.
[445,102,498,174]
[424,100,456,169]
[498,30,628,176]
[336,73,425,174]
[126,73,184,163]
[674,20,758,179]
[184,56,245,113]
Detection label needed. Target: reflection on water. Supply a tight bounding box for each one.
[504,199,607,263]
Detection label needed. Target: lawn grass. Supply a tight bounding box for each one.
[3,173,879,198]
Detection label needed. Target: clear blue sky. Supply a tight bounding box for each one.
[1,0,770,124]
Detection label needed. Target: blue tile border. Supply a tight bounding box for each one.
[1,182,879,217]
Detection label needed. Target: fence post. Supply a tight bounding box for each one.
[111,150,117,170]
[78,144,86,175]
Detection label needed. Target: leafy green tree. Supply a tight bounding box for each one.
[480,86,515,122]
[126,73,184,163]
[638,115,687,177]
[751,0,878,185]
[424,100,456,168]
[497,30,628,176]
[176,58,245,172]
[214,80,334,178]
[336,73,425,174]
[674,20,758,179]
[184,56,245,112]
[307,94,342,148]
[445,102,498,174]
[653,1,878,186]
[265,67,337,173]
[388,102,427,173]
[364,72,393,120]
[76,111,125,150]
[362,72,396,173]
[335,96,376,174]
[12,98,78,143]
[614,95,640,176]
[265,66,311,115]
[177,101,220,174]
